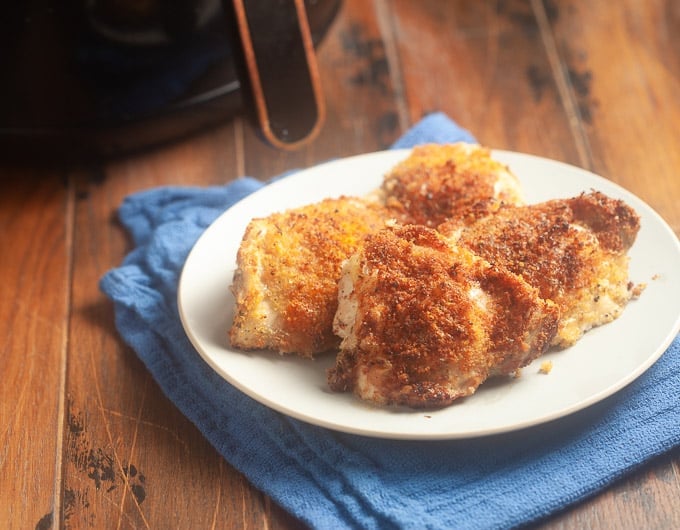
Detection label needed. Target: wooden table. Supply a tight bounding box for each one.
[3,1,679,528]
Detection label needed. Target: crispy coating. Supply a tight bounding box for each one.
[329,225,559,408]
[229,141,641,387]
[229,196,390,356]
[382,143,524,227]
[441,191,641,347]
[230,143,521,357]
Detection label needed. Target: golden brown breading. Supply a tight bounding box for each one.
[229,196,390,356]
[230,143,522,358]
[382,143,524,227]
[329,225,559,408]
[440,191,641,347]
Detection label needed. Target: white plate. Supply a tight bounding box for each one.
[178,149,680,440]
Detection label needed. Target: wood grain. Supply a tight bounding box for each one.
[0,1,678,529]
[59,136,270,528]
[548,0,680,232]
[0,171,69,528]
[390,0,584,162]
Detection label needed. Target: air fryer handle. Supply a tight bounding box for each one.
[229,0,325,149]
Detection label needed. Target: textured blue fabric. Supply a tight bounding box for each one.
[100,112,680,529]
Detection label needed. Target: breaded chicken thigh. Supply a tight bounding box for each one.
[328,225,559,408]
[440,191,641,347]
[382,143,524,227]
[229,196,390,356]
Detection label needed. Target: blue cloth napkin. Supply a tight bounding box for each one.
[100,113,680,529]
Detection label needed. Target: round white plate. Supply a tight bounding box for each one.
[178,149,680,440]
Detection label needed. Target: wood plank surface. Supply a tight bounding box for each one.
[548,0,680,232]
[0,171,69,528]
[0,1,678,528]
[391,0,585,162]
[62,137,266,529]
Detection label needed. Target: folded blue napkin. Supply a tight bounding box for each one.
[101,113,680,529]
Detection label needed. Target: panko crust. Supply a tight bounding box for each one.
[230,144,528,358]
[382,143,524,227]
[329,225,558,408]
[229,196,390,356]
[441,191,641,347]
